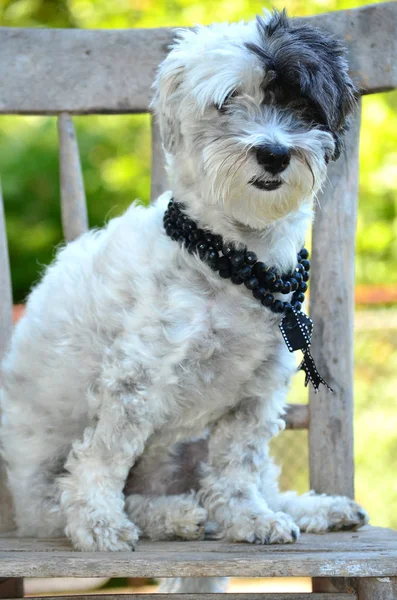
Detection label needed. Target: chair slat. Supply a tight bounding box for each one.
[357,577,397,600]
[0,180,15,534]
[150,117,168,202]
[0,525,396,578]
[309,100,362,498]
[0,3,395,115]
[57,113,88,242]
[0,180,13,364]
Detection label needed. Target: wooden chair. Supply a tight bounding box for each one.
[1,3,397,599]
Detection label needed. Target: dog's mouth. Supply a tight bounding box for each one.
[249,178,282,191]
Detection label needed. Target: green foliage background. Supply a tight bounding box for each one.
[0,0,396,529]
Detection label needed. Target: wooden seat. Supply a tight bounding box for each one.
[1,3,397,599]
[1,526,397,580]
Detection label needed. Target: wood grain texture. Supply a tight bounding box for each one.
[150,117,168,202]
[357,577,397,600]
[0,578,23,599]
[308,101,362,499]
[0,526,396,578]
[58,113,88,241]
[0,3,396,115]
[0,26,173,115]
[0,181,15,534]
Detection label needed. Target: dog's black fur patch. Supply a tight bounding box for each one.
[246,10,358,158]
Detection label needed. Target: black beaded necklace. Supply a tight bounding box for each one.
[163,199,332,392]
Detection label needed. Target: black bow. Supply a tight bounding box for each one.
[279,309,333,393]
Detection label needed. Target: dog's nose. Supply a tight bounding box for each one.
[256,144,291,175]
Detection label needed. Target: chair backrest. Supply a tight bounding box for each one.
[0,2,396,533]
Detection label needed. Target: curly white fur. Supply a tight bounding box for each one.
[0,10,367,561]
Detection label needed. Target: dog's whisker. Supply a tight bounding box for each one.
[296,155,316,192]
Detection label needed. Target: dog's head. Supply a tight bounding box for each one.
[152,10,357,227]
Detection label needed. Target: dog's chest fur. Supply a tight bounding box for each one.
[160,285,280,426]
[96,198,297,437]
[113,240,285,434]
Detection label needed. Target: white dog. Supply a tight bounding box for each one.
[1,9,367,561]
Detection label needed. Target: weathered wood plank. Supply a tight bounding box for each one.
[150,117,168,201]
[58,113,88,241]
[0,181,15,535]
[0,3,396,115]
[0,526,396,579]
[357,577,397,600]
[0,26,173,115]
[309,101,361,498]
[0,180,12,366]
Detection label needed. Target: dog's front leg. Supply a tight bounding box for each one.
[59,388,154,551]
[198,398,299,544]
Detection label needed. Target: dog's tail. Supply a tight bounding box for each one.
[159,577,229,593]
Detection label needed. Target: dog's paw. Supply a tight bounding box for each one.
[66,514,140,552]
[225,511,300,545]
[170,502,207,541]
[158,495,207,541]
[298,495,369,533]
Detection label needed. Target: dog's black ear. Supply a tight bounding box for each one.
[330,78,357,161]
[306,59,358,161]
[331,53,358,134]
[292,28,359,160]
[296,31,358,133]
[151,38,185,154]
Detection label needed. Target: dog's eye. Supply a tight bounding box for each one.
[217,90,239,114]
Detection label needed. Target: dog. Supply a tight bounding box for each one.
[0,10,368,560]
